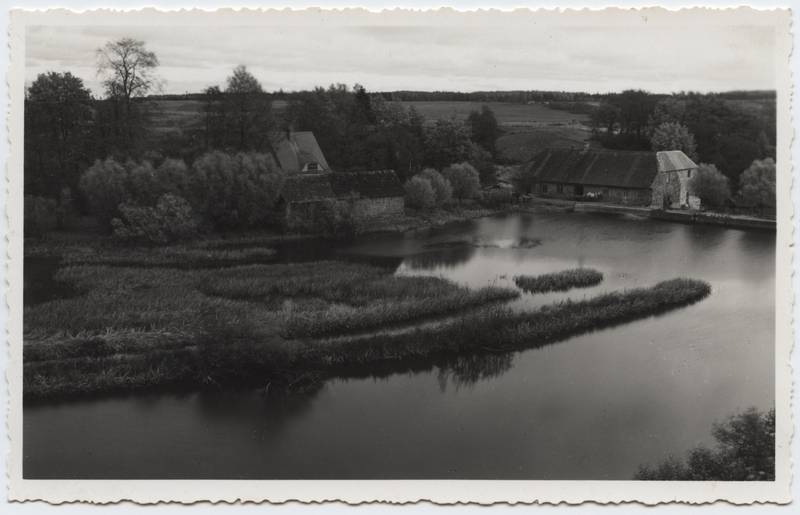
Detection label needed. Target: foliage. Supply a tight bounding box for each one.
[739,158,776,208]
[467,105,500,156]
[189,151,285,229]
[480,188,514,208]
[442,162,481,200]
[418,168,453,204]
[514,268,604,293]
[635,408,775,480]
[111,194,199,245]
[312,200,357,239]
[467,142,496,185]
[24,195,58,237]
[424,119,472,170]
[224,65,274,151]
[689,163,731,210]
[650,122,698,160]
[78,158,130,229]
[404,176,436,210]
[24,72,94,198]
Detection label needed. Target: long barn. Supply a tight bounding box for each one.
[524,149,698,208]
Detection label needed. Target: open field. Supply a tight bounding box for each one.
[496,125,595,163]
[395,100,590,126]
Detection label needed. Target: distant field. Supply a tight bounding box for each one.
[140,98,589,163]
[395,101,590,126]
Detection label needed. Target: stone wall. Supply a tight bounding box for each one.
[351,197,405,229]
[651,170,690,209]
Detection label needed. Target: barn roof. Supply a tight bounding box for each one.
[527,149,659,189]
[330,170,405,199]
[280,173,335,202]
[657,150,698,172]
[272,131,330,173]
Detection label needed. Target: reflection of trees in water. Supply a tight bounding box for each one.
[403,246,476,270]
[436,353,515,392]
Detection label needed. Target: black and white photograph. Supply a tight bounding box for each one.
[6,5,793,505]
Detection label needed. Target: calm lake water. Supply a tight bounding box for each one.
[24,212,775,479]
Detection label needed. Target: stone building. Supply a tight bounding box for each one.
[278,170,405,232]
[524,148,699,208]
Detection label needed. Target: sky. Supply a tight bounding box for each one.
[24,10,780,97]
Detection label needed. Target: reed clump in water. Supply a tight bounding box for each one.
[514,268,603,293]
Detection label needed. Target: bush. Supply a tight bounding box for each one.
[190,151,285,230]
[467,142,496,184]
[635,408,775,481]
[481,188,514,208]
[418,168,453,204]
[154,158,192,200]
[689,163,730,210]
[313,199,356,239]
[24,195,58,237]
[442,162,482,201]
[111,194,199,245]
[739,157,776,208]
[405,176,436,209]
[79,157,129,229]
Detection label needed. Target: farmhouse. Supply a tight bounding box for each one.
[279,170,405,232]
[524,149,698,208]
[272,131,330,174]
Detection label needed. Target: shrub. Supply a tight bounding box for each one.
[111,194,199,245]
[514,268,604,293]
[154,158,192,200]
[405,176,436,209]
[313,199,356,239]
[24,195,58,237]
[690,163,731,210]
[443,162,482,201]
[481,188,514,208]
[468,142,496,184]
[190,151,285,230]
[739,157,776,208]
[126,159,161,206]
[635,408,775,481]
[418,168,453,204]
[79,157,129,229]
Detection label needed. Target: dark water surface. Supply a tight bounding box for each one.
[24,212,775,479]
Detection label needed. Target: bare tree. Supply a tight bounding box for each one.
[96,38,160,151]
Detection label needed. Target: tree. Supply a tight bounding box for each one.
[635,408,774,481]
[24,72,93,198]
[590,103,620,136]
[111,193,198,245]
[740,158,776,208]
[650,122,698,160]
[424,119,472,169]
[225,65,273,151]
[689,163,730,210]
[96,38,160,152]
[442,162,481,201]
[79,157,130,229]
[202,85,226,151]
[404,176,436,210]
[467,105,499,156]
[419,168,453,204]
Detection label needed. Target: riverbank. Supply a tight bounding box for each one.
[526,196,776,231]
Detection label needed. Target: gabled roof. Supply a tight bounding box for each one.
[330,170,405,199]
[527,149,659,189]
[272,131,330,173]
[280,173,335,202]
[657,150,698,172]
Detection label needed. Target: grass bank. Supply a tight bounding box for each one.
[24,268,709,400]
[514,268,603,293]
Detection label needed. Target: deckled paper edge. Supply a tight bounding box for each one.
[4,6,794,506]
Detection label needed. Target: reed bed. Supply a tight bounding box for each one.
[61,246,277,268]
[514,268,604,293]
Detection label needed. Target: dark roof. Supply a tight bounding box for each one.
[272,131,330,173]
[657,150,698,172]
[280,173,335,202]
[330,170,405,199]
[527,149,659,189]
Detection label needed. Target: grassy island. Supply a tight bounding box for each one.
[514,268,604,293]
[24,244,710,400]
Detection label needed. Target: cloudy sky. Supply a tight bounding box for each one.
[24,10,779,96]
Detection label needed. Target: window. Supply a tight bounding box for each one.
[306,162,319,171]
[556,184,564,194]
[540,183,548,193]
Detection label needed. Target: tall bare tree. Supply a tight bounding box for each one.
[96,38,160,153]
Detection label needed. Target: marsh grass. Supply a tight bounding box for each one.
[514,268,604,293]
[62,246,277,268]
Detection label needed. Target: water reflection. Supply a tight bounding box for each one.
[436,353,515,392]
